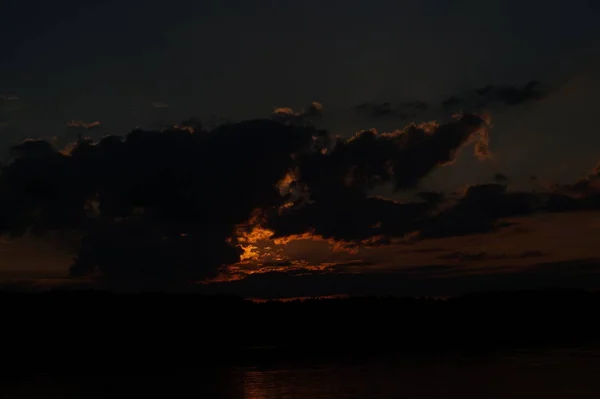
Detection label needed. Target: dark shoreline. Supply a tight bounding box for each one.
[3,288,600,373]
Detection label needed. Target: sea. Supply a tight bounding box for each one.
[2,347,600,398]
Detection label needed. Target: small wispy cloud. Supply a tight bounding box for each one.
[152,102,169,108]
[271,101,324,124]
[441,81,549,109]
[66,120,101,129]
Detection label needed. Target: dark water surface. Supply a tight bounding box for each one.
[2,347,600,398]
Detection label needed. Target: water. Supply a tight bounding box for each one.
[2,348,600,398]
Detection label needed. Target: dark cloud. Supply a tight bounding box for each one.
[395,264,462,276]
[174,117,206,133]
[6,106,600,290]
[15,107,599,286]
[354,101,428,119]
[260,260,295,268]
[544,193,583,213]
[0,95,19,102]
[418,184,540,239]
[411,162,600,241]
[410,162,600,242]
[297,113,490,195]
[441,96,461,108]
[398,247,449,254]
[356,81,548,119]
[330,260,377,268]
[544,163,600,212]
[493,173,508,184]
[527,258,600,273]
[302,101,325,118]
[554,164,600,198]
[441,80,549,110]
[520,250,550,258]
[438,250,547,262]
[262,113,491,246]
[6,257,600,298]
[0,119,315,284]
[0,109,497,284]
[61,121,103,147]
[416,191,446,205]
[265,197,432,248]
[403,101,428,112]
[9,139,56,159]
[201,258,600,299]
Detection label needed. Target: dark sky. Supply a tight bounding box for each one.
[1,1,599,185]
[1,0,600,297]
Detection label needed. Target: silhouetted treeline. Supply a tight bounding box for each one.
[2,289,600,372]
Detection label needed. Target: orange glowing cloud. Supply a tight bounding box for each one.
[276,171,296,195]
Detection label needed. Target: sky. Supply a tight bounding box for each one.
[1,0,600,297]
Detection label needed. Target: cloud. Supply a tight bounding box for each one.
[353,81,546,120]
[493,173,509,184]
[66,120,101,129]
[354,101,428,119]
[541,163,600,212]
[200,257,600,299]
[417,184,540,239]
[264,197,432,249]
[416,191,446,204]
[437,250,547,262]
[151,102,169,108]
[8,103,600,291]
[398,247,448,254]
[9,139,56,158]
[298,113,490,194]
[0,107,498,285]
[554,164,600,197]
[0,119,315,284]
[256,113,492,247]
[411,162,600,242]
[23,106,600,289]
[0,95,18,101]
[173,117,206,133]
[271,101,324,124]
[302,101,324,117]
[441,81,549,110]
[4,103,600,292]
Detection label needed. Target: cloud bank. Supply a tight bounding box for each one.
[442,81,549,110]
[2,83,590,289]
[0,109,492,284]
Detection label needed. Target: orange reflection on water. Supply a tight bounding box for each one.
[242,370,278,399]
[242,368,332,399]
